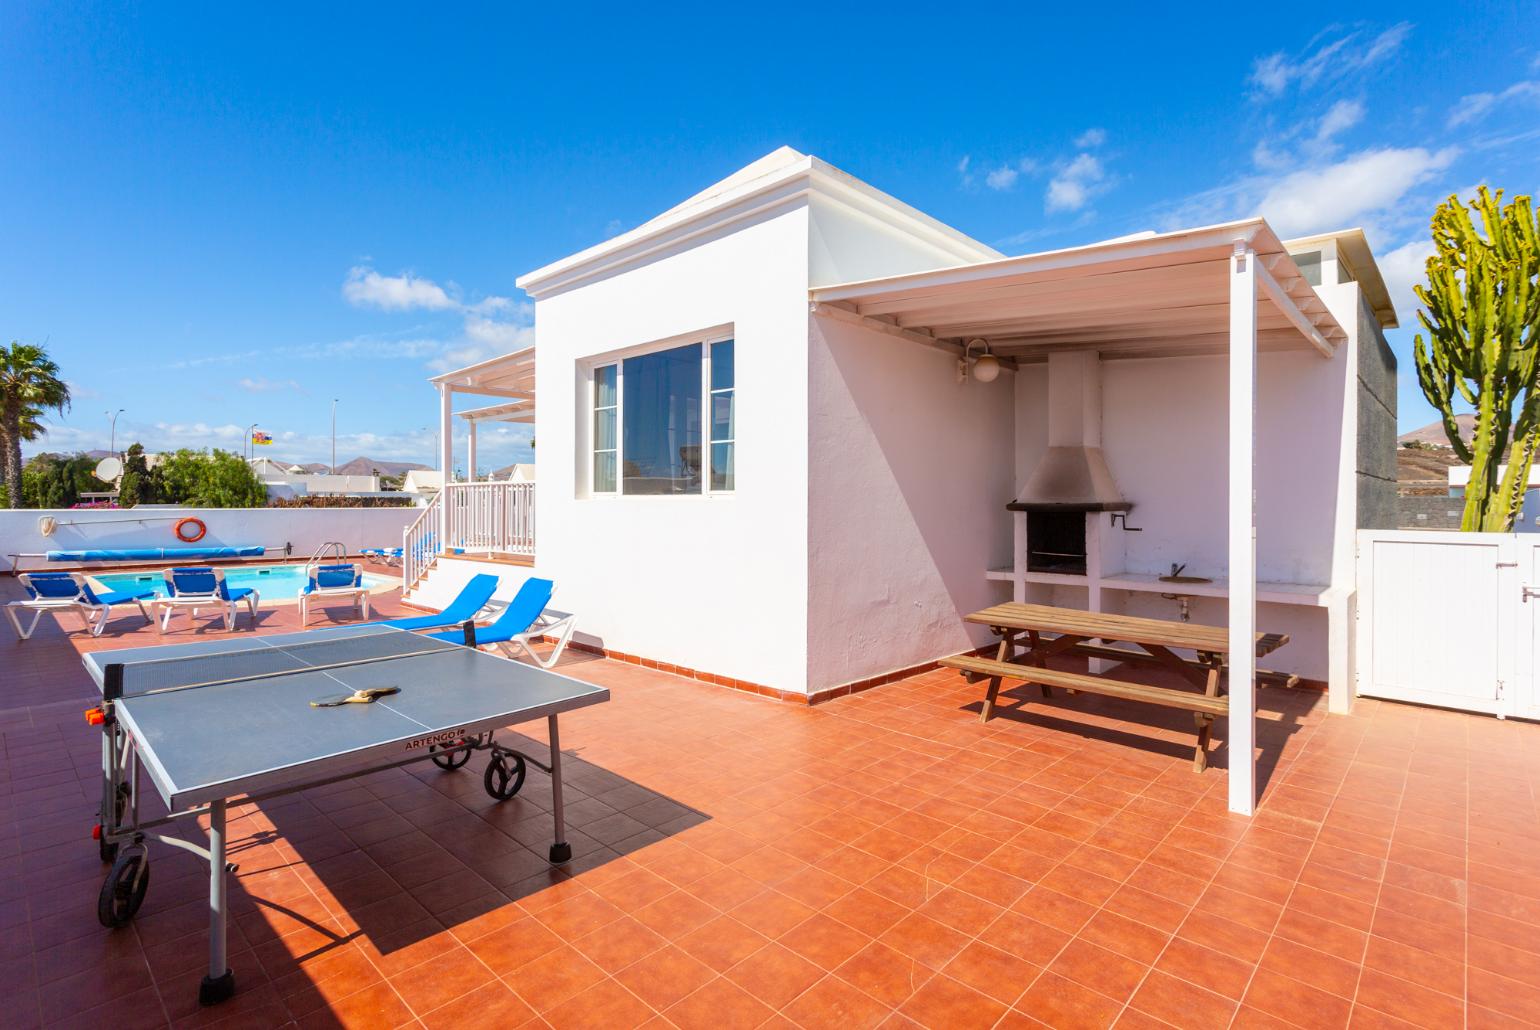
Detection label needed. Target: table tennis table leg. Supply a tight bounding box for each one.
[547,715,571,864]
[199,798,236,1005]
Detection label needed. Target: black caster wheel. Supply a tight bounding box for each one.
[97,849,150,928]
[99,783,131,863]
[430,741,472,771]
[483,752,527,801]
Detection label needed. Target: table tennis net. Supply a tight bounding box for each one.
[107,631,466,696]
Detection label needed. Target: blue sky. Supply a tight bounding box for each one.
[4,4,1537,470]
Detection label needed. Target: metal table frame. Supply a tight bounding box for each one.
[89,625,595,1006]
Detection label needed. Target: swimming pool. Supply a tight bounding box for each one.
[91,563,396,603]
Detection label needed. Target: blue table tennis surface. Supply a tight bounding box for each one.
[83,625,609,809]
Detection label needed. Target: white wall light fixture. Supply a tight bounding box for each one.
[958,338,1001,383]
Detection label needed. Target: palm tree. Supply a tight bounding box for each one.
[0,342,71,509]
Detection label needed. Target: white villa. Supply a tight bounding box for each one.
[405,147,1398,813]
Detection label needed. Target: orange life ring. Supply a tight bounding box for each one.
[174,517,207,543]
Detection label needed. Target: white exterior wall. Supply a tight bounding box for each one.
[531,203,815,691]
[806,315,1015,690]
[0,506,417,571]
[1009,281,1366,686]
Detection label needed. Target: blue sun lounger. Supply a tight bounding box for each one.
[369,574,499,632]
[428,577,575,669]
[4,571,155,640]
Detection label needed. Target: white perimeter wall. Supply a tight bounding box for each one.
[531,202,815,691]
[0,506,417,571]
[807,315,1016,690]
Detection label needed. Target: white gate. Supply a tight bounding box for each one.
[1357,529,1539,719]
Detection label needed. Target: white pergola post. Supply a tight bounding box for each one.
[1228,244,1258,816]
[438,383,453,549]
[467,421,478,484]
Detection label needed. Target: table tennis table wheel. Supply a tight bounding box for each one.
[483,752,527,801]
[430,742,472,771]
[98,849,150,928]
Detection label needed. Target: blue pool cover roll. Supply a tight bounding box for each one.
[46,546,266,562]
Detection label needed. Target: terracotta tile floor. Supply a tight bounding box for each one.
[2,570,1539,1028]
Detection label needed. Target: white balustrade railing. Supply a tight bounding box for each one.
[446,482,536,557]
[403,482,536,591]
[402,491,440,590]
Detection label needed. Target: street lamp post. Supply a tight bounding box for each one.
[106,409,125,457]
[331,399,339,475]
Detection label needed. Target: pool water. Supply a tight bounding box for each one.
[92,563,392,601]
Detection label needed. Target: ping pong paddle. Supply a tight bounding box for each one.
[309,686,401,708]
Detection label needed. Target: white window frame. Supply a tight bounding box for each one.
[584,327,735,498]
[591,363,619,495]
[706,339,734,495]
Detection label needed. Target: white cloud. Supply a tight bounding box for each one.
[1250,22,1412,97]
[342,267,458,311]
[1254,146,1457,236]
[237,376,303,393]
[1157,144,1458,242]
[1046,153,1107,213]
[1314,99,1365,144]
[956,154,975,189]
[1447,80,1540,127]
[1075,128,1107,149]
[985,166,1020,191]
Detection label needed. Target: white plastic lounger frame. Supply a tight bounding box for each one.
[68,573,153,638]
[298,562,370,625]
[156,568,260,634]
[4,575,94,640]
[3,572,152,640]
[491,609,578,670]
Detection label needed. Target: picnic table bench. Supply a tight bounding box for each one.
[941,602,1289,771]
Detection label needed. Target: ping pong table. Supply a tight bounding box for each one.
[81,623,609,1006]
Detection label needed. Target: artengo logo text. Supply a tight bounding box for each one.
[406,729,468,751]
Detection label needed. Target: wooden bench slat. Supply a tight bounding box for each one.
[964,602,1289,657]
[940,656,1229,715]
[1064,642,1299,689]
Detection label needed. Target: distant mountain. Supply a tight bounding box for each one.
[1398,416,1473,448]
[333,457,431,477]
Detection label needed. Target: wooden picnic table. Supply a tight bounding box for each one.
[943,602,1289,771]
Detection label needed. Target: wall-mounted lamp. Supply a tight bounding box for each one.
[958,338,1001,383]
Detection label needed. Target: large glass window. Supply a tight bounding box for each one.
[589,337,735,496]
[709,340,734,491]
[623,342,703,494]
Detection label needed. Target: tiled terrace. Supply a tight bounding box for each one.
[2,572,1539,1029]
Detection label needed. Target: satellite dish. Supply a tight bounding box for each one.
[95,457,123,482]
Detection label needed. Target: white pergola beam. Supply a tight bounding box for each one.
[927,304,1301,340]
[1255,261,1334,358]
[1229,244,1258,816]
[862,261,1225,320]
[812,221,1262,305]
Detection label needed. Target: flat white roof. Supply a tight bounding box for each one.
[810,218,1347,361]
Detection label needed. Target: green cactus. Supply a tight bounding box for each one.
[1413,187,1540,532]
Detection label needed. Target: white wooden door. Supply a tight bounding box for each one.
[1357,531,1509,715]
